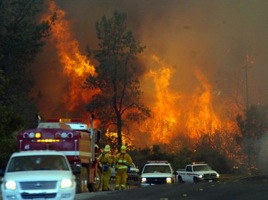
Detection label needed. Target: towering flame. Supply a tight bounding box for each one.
[137,55,239,146]
[186,68,223,139]
[139,55,180,144]
[43,1,97,114]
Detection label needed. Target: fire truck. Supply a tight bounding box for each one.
[17,115,102,193]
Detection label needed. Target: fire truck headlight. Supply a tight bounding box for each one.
[166,177,172,184]
[35,132,41,138]
[23,132,29,138]
[141,177,147,183]
[61,179,73,188]
[67,132,73,138]
[55,132,61,138]
[5,180,17,190]
[29,132,35,138]
[61,132,67,138]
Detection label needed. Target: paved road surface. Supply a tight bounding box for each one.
[76,175,268,200]
[1,175,268,200]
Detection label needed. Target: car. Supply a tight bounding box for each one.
[111,163,140,181]
[140,161,176,186]
[1,150,76,200]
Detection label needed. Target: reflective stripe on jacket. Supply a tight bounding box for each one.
[115,153,132,170]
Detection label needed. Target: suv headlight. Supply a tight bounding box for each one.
[166,177,172,184]
[141,177,147,183]
[61,179,73,188]
[5,180,16,190]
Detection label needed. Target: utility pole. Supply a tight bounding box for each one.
[245,55,249,111]
[244,55,251,170]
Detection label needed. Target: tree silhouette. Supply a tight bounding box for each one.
[85,11,150,150]
[0,0,51,129]
[0,0,51,168]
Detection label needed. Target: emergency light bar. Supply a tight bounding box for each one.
[47,118,83,123]
[147,161,169,164]
[192,161,206,164]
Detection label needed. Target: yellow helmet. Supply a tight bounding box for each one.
[121,145,127,153]
[104,145,111,152]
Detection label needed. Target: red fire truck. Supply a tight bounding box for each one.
[17,115,102,193]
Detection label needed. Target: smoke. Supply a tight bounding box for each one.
[258,134,268,173]
[32,0,268,144]
[33,0,268,114]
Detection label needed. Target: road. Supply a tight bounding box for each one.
[1,175,267,200]
[76,175,268,200]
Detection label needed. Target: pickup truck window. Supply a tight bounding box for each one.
[193,165,212,171]
[186,166,192,172]
[7,155,69,172]
[143,165,171,173]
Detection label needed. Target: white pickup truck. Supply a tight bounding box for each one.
[176,162,220,183]
[1,150,76,200]
[140,161,176,186]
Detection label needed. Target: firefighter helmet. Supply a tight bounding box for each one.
[120,145,127,153]
[104,145,111,152]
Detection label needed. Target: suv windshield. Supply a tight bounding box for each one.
[7,155,69,172]
[143,165,171,173]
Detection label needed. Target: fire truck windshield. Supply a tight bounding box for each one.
[37,122,72,130]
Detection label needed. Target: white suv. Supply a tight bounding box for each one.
[1,150,76,200]
[140,161,175,186]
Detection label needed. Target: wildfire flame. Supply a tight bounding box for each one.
[139,55,180,144]
[185,68,223,138]
[137,55,239,146]
[43,1,97,114]
[41,1,240,149]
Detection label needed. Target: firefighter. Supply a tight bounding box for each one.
[99,144,114,191]
[114,145,133,190]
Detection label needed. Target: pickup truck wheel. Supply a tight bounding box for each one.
[193,177,199,183]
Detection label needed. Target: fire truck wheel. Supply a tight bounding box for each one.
[88,168,102,192]
[76,166,89,193]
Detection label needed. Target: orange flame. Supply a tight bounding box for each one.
[185,68,223,138]
[43,1,97,113]
[138,55,239,146]
[139,55,180,144]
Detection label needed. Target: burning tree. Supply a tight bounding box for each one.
[85,11,150,149]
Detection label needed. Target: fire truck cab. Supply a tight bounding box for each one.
[17,117,101,193]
